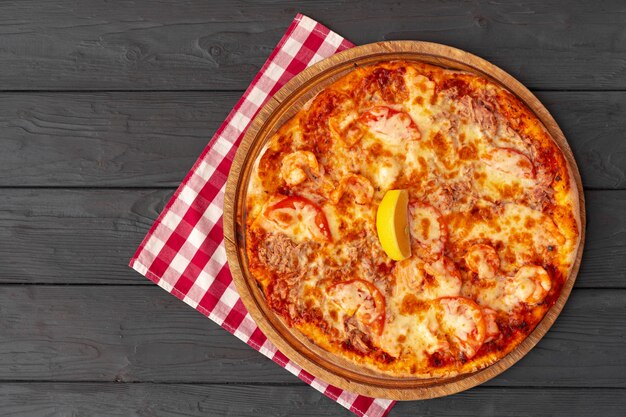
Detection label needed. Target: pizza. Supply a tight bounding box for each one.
[244,60,581,377]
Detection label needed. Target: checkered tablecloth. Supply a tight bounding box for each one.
[130,13,395,417]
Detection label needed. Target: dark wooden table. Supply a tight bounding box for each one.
[1,1,624,416]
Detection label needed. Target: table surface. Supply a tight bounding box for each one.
[1,1,624,416]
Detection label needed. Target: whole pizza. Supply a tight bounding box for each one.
[244,60,581,377]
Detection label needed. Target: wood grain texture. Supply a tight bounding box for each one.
[0,92,234,187]
[0,189,172,285]
[0,1,622,413]
[536,91,626,189]
[0,188,623,287]
[0,285,299,384]
[0,92,622,188]
[0,286,623,387]
[1,384,625,417]
[1,0,626,90]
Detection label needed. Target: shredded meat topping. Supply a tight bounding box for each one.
[456,95,498,137]
[345,316,372,354]
[258,233,315,321]
[344,236,393,286]
[257,233,308,275]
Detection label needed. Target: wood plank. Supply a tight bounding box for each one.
[0,91,624,188]
[0,92,234,187]
[0,286,623,387]
[536,92,626,190]
[1,0,626,90]
[1,384,624,417]
[0,285,298,384]
[0,189,622,287]
[0,189,171,285]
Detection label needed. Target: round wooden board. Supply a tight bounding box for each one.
[223,41,586,400]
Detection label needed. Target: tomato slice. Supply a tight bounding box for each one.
[408,201,447,262]
[264,195,332,242]
[359,106,421,144]
[434,296,486,359]
[326,279,386,336]
[485,147,535,179]
[464,244,500,279]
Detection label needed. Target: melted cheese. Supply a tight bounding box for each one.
[393,257,461,302]
[448,202,565,274]
[469,264,552,313]
[362,106,420,145]
[372,158,402,190]
[379,306,443,358]
[437,297,485,358]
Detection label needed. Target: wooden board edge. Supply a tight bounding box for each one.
[223,40,586,400]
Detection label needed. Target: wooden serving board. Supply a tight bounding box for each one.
[223,41,586,400]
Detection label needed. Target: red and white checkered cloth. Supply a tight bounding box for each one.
[130,13,395,417]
